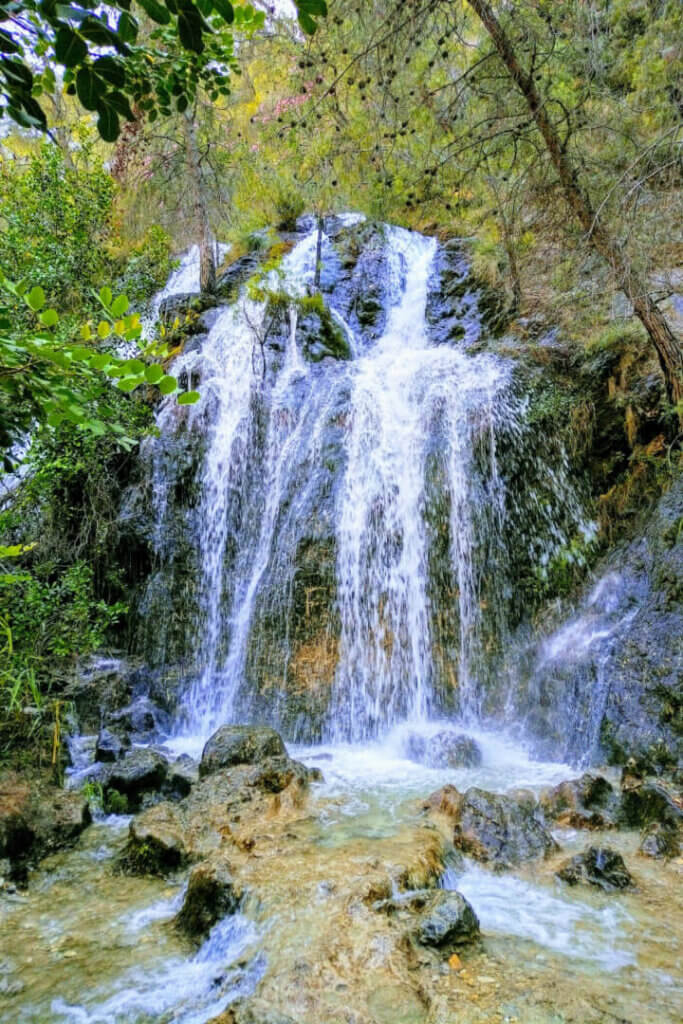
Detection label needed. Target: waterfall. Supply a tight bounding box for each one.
[140,218,592,748]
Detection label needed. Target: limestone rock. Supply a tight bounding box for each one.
[556,846,634,891]
[539,774,620,829]
[638,821,681,859]
[618,779,682,829]
[199,725,287,778]
[121,802,189,875]
[175,857,242,940]
[104,748,169,808]
[0,777,90,882]
[426,731,483,769]
[427,785,558,866]
[414,890,480,950]
[95,727,130,763]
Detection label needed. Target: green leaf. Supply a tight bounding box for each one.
[158,375,177,394]
[117,376,141,392]
[93,56,126,87]
[27,286,45,311]
[144,364,164,383]
[122,357,145,374]
[76,66,102,111]
[54,27,88,68]
[0,29,20,55]
[212,0,234,23]
[91,353,110,370]
[177,390,200,404]
[99,286,113,307]
[117,11,139,44]
[39,308,58,326]
[111,294,130,317]
[178,9,204,53]
[97,101,120,142]
[298,10,316,35]
[137,0,172,25]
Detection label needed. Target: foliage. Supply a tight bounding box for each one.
[115,224,176,307]
[0,1,325,140]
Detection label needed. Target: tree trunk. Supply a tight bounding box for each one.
[183,110,216,296]
[467,0,683,411]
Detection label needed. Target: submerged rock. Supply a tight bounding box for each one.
[539,774,620,829]
[426,785,558,867]
[199,725,287,778]
[556,846,634,891]
[414,889,480,950]
[175,857,242,940]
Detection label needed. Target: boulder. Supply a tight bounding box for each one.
[0,777,90,882]
[414,890,480,950]
[556,846,634,891]
[638,822,681,860]
[167,755,199,797]
[426,732,483,769]
[427,785,558,867]
[110,696,171,739]
[121,802,189,875]
[539,774,620,830]
[104,748,169,810]
[175,857,242,940]
[95,727,130,763]
[618,779,682,830]
[199,725,287,779]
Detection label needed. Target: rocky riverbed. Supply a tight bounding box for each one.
[1,722,681,1023]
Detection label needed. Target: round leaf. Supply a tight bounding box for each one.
[177,390,200,405]
[158,375,177,395]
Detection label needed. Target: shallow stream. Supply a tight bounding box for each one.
[2,724,681,1023]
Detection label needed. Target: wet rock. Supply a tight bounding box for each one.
[426,732,483,769]
[175,857,242,940]
[104,749,169,809]
[414,889,480,950]
[638,821,681,859]
[95,727,130,763]
[539,774,620,829]
[110,697,171,739]
[121,803,189,875]
[556,846,634,891]
[167,755,199,797]
[426,785,558,866]
[65,657,133,733]
[618,779,682,829]
[0,777,90,883]
[199,725,287,779]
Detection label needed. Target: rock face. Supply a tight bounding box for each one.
[199,725,287,778]
[556,847,634,891]
[0,776,90,883]
[175,857,242,940]
[508,477,683,768]
[414,890,480,950]
[539,774,620,829]
[426,785,558,867]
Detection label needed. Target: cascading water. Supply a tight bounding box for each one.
[142,217,592,750]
